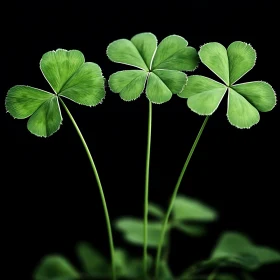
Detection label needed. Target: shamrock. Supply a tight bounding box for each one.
[107,32,199,104]
[5,49,105,137]
[178,41,277,128]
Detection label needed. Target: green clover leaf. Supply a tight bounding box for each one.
[115,217,169,248]
[33,255,80,280]
[210,231,280,270]
[5,49,105,137]
[178,41,277,128]
[107,32,199,104]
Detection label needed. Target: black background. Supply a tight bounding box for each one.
[2,0,279,279]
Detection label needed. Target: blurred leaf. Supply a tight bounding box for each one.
[76,242,110,276]
[33,255,79,280]
[177,259,217,280]
[158,261,173,280]
[114,248,130,276]
[123,254,153,279]
[148,202,164,219]
[113,248,153,279]
[216,274,240,280]
[114,248,128,267]
[178,257,255,280]
[210,232,280,270]
[172,195,218,222]
[115,217,169,247]
[121,259,144,278]
[172,222,207,237]
[254,246,280,265]
[222,254,260,270]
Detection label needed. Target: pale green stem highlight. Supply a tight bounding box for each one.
[59,98,116,280]
[155,116,210,278]
[143,101,152,277]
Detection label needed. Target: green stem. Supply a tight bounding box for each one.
[162,227,171,263]
[154,116,210,278]
[59,98,116,280]
[143,101,152,277]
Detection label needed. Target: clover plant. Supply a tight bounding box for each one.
[107,32,199,276]
[178,42,276,128]
[5,33,278,280]
[5,49,117,279]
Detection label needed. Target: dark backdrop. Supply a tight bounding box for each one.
[2,0,279,279]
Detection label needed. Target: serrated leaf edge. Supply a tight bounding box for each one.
[40,48,86,95]
[198,42,229,85]
[5,85,55,119]
[106,39,149,71]
[232,80,277,111]
[226,88,260,129]
[58,64,106,107]
[131,32,158,70]
[27,95,63,137]
[228,41,257,85]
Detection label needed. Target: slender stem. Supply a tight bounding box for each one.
[162,227,171,263]
[154,116,210,278]
[59,98,116,280]
[143,101,152,277]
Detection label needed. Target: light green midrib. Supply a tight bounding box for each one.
[28,93,56,118]
[130,41,151,71]
[54,52,63,93]
[121,39,190,72]
[29,95,58,135]
[150,71,185,95]
[151,47,188,70]
[228,85,256,107]
[200,45,258,108]
[146,72,171,103]
[188,85,227,98]
[45,61,85,94]
[188,86,227,111]
[226,49,231,86]
[203,49,230,86]
[59,63,85,94]
[114,71,148,94]
[45,97,57,136]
